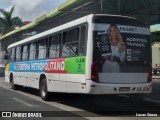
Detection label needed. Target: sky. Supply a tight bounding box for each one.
[0,0,67,21]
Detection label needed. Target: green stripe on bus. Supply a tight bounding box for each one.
[64,56,86,74]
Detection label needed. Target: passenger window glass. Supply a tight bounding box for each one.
[61,45,71,57]
[22,45,28,61]
[61,28,79,57]
[16,46,21,61]
[38,38,47,59]
[29,42,36,60]
[49,34,61,58]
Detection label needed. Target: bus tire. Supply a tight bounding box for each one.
[10,75,18,90]
[40,78,50,101]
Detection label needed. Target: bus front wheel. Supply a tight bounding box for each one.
[40,78,50,101]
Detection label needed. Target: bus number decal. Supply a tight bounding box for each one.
[136,87,151,92]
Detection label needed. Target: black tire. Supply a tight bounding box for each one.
[10,75,18,90]
[40,78,50,101]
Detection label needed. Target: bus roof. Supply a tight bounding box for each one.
[8,14,137,49]
[94,14,136,19]
[8,15,89,49]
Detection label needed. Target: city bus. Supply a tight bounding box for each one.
[5,14,152,101]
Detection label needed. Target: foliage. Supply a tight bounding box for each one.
[151,32,160,43]
[0,6,23,34]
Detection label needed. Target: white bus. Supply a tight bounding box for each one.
[5,14,152,100]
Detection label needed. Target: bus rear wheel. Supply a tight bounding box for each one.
[40,78,50,101]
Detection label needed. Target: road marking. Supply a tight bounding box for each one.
[0,82,84,111]
[12,98,33,107]
[0,83,99,117]
[144,98,160,103]
[119,95,129,98]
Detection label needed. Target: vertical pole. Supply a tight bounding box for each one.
[159,43,160,69]
[83,0,85,10]
[101,0,103,12]
[134,0,137,17]
[118,0,120,13]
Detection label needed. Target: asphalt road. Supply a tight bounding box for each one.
[0,77,160,120]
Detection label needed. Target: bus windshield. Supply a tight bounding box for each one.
[92,15,151,84]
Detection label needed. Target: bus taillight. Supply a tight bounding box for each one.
[91,61,99,82]
[148,63,152,82]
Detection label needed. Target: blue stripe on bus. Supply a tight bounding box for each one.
[9,60,49,73]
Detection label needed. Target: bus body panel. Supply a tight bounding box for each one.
[85,14,94,80]
[67,82,87,93]
[47,74,87,93]
[14,72,27,86]
[47,80,67,93]
[99,73,148,84]
[28,72,41,89]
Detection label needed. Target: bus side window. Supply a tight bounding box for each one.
[29,42,36,60]
[79,25,87,55]
[62,32,70,57]
[49,34,61,58]
[61,28,79,57]
[16,46,21,61]
[70,28,79,56]
[11,47,15,62]
[37,38,47,59]
[22,45,28,61]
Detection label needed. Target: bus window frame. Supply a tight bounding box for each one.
[78,24,88,56]
[61,27,80,58]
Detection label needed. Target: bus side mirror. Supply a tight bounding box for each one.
[4,53,10,60]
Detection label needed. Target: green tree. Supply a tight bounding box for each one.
[0,6,23,34]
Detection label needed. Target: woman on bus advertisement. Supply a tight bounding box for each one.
[94,22,150,74]
[102,24,126,72]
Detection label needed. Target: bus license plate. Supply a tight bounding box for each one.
[119,87,130,92]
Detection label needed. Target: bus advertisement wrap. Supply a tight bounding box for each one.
[93,23,151,73]
[92,16,151,84]
[9,56,86,74]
